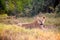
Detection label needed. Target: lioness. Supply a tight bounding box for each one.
[17,16,46,29]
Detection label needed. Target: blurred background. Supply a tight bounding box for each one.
[0,0,60,17]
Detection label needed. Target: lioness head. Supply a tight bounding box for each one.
[36,16,46,25]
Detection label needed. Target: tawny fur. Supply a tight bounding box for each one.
[17,16,46,29]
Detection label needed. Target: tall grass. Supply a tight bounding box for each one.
[0,13,60,26]
[0,13,60,40]
[0,23,60,40]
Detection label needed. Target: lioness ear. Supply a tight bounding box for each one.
[43,16,46,19]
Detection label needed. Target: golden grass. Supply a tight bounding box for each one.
[0,23,60,40]
[0,13,60,40]
[0,13,60,26]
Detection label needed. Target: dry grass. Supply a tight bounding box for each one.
[0,23,60,40]
[0,13,60,26]
[0,13,60,40]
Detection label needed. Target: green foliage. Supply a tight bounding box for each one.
[16,1,24,11]
[0,0,6,10]
[6,0,15,11]
[0,0,60,17]
[0,0,32,12]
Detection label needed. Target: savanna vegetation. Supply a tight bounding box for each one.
[0,0,60,40]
